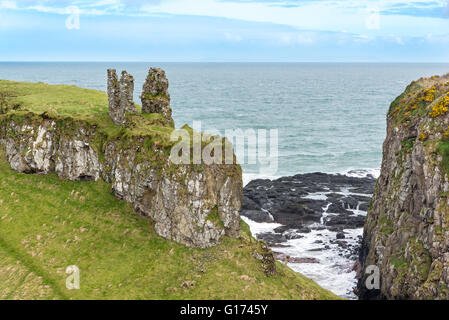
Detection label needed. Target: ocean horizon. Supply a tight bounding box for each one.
[2,62,448,184]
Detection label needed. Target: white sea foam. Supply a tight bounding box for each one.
[240,176,372,300]
[242,215,362,299]
[340,168,381,179]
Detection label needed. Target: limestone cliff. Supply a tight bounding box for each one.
[0,77,242,249]
[358,74,449,299]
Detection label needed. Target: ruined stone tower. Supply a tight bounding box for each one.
[140,68,172,121]
[107,69,137,125]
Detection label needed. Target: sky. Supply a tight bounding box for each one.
[0,0,449,62]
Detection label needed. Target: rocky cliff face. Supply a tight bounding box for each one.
[358,74,449,299]
[0,78,242,249]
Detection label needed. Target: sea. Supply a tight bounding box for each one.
[1,62,448,298]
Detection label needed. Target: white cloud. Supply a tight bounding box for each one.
[2,0,449,42]
[139,0,449,37]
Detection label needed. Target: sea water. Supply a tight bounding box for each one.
[1,62,449,298]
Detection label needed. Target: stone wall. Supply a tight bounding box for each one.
[107,69,137,125]
[141,68,172,122]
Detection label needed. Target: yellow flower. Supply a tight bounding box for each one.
[430,95,449,118]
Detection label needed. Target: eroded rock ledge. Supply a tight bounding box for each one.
[0,72,243,249]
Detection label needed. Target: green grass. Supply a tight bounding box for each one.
[0,80,175,148]
[401,138,416,152]
[0,148,338,300]
[0,79,338,300]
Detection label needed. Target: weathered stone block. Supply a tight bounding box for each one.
[141,68,173,121]
[107,69,137,125]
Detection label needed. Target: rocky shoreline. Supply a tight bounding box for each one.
[240,172,376,298]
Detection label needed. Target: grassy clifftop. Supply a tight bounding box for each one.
[0,80,338,300]
[0,80,175,148]
[388,74,449,173]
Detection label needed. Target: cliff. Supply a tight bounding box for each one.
[0,78,339,300]
[358,74,449,299]
[0,147,338,300]
[0,78,241,249]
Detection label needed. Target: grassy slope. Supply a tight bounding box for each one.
[0,149,338,300]
[0,80,338,300]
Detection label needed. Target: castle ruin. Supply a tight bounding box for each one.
[107,69,137,125]
[107,68,173,125]
[140,68,172,121]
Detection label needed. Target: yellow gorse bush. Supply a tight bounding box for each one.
[404,86,437,113]
[419,133,427,141]
[430,95,449,118]
[424,87,436,102]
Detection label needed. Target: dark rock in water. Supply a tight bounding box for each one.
[241,172,375,231]
[242,210,273,223]
[325,214,365,229]
[273,252,320,264]
[293,257,320,264]
[340,196,359,210]
[257,232,287,246]
[327,202,352,215]
[284,231,304,240]
[241,195,261,211]
[240,172,376,268]
[336,232,346,240]
[297,226,312,234]
[273,226,289,234]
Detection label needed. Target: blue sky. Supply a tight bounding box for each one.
[0,0,449,61]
